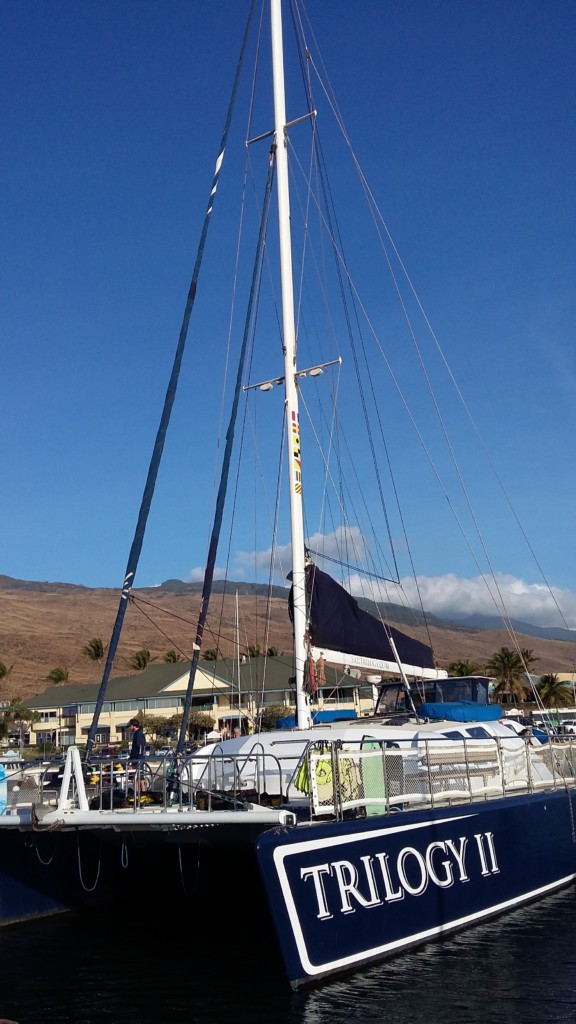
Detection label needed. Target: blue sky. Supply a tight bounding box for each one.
[2,1,575,629]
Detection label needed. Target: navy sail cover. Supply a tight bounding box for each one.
[298,564,436,670]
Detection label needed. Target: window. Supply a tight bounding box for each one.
[318,688,354,704]
[443,727,491,740]
[191,696,214,708]
[465,727,491,740]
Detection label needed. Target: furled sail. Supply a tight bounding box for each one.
[297,564,442,679]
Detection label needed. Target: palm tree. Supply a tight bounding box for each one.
[46,667,69,685]
[520,648,539,672]
[130,649,152,671]
[537,673,572,708]
[163,650,183,663]
[82,637,105,665]
[448,659,483,676]
[485,647,526,703]
[3,699,40,754]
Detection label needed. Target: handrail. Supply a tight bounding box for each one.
[304,734,570,820]
[6,734,573,823]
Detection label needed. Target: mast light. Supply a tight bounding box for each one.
[244,356,342,394]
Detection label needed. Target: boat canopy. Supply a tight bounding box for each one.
[375,675,492,716]
[277,709,358,729]
[420,701,503,723]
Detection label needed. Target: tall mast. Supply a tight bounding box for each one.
[270,0,311,729]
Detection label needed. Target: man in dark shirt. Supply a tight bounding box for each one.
[128,718,146,760]
[128,718,148,795]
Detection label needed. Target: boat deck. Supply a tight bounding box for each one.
[2,731,575,835]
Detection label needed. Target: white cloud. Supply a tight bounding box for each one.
[234,543,291,580]
[234,526,369,582]
[306,526,369,563]
[395,573,576,630]
[228,525,576,631]
[186,565,227,583]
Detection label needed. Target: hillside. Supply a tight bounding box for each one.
[1,577,575,699]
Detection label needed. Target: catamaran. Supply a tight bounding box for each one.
[2,0,575,990]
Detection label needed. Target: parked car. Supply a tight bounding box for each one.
[155,746,173,758]
[117,746,155,760]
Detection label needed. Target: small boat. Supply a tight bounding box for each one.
[2,0,575,990]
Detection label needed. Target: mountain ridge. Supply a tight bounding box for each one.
[1,574,574,699]
[1,572,573,641]
[154,578,576,644]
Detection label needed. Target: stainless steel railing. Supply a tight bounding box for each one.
[305,736,576,820]
[13,733,576,822]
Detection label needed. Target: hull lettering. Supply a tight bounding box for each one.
[301,831,499,920]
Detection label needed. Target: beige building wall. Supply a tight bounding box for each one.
[28,680,376,749]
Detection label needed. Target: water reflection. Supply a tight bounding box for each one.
[0,889,574,1023]
[297,889,576,1024]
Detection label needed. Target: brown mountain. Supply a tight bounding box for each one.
[1,577,575,699]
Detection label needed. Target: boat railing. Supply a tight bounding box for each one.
[13,733,576,821]
[304,735,576,821]
[29,746,294,815]
[182,743,296,810]
[1,758,49,815]
[84,755,176,812]
[25,751,177,814]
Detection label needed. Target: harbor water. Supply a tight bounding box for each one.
[0,887,575,1023]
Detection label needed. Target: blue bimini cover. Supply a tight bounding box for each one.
[277,716,296,729]
[420,701,503,723]
[277,709,358,729]
[313,709,357,723]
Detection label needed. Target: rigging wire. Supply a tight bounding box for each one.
[305,548,400,586]
[286,132,435,640]
[127,595,193,662]
[199,155,279,697]
[177,149,276,753]
[286,4,435,647]
[295,1,568,665]
[277,64,528,662]
[84,0,258,760]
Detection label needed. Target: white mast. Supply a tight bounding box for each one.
[270,0,311,729]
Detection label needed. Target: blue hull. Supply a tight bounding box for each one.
[257,789,576,987]
[0,823,269,926]
[0,828,119,925]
